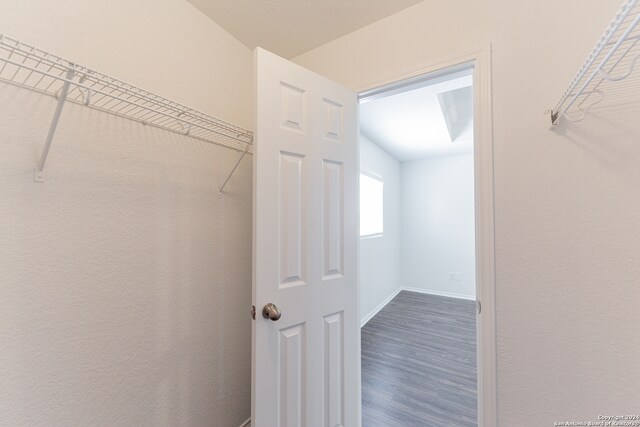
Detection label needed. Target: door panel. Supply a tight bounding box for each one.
[279,152,305,287]
[322,160,344,279]
[323,311,344,427]
[279,323,305,427]
[253,48,358,427]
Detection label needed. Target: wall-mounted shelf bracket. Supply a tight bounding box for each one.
[0,33,253,184]
[218,146,250,195]
[34,66,75,182]
[550,0,640,125]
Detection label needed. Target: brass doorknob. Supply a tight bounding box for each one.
[262,303,282,321]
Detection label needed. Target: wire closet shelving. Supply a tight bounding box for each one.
[0,33,253,190]
[551,0,640,125]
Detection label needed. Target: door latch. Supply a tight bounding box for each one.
[251,305,256,320]
[476,300,482,314]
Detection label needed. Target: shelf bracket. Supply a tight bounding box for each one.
[218,146,250,194]
[34,66,75,182]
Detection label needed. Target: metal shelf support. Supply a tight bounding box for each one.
[219,146,250,194]
[550,0,640,125]
[0,33,254,187]
[34,66,75,182]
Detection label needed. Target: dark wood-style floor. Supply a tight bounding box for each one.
[361,291,477,427]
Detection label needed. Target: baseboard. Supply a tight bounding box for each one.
[360,286,475,327]
[360,287,402,327]
[401,286,476,301]
[239,417,251,427]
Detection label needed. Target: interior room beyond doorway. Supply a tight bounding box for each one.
[358,67,478,427]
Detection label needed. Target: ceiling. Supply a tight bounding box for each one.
[359,71,474,162]
[186,0,424,58]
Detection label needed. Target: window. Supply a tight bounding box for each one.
[360,173,384,237]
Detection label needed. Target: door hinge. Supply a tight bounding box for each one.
[251,305,256,320]
[476,300,482,315]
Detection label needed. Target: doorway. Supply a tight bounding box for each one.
[358,65,479,426]
[251,47,495,427]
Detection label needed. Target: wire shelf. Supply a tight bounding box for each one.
[551,0,640,124]
[0,33,253,182]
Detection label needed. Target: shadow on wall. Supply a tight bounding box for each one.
[0,83,253,426]
[553,101,640,170]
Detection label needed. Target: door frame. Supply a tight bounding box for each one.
[355,46,497,427]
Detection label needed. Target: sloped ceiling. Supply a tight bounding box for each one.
[186,0,423,58]
[359,72,473,162]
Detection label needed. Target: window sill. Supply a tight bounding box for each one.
[360,233,383,240]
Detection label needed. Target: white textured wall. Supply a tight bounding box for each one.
[401,154,475,299]
[0,1,253,426]
[490,1,640,423]
[359,134,401,323]
[295,0,640,424]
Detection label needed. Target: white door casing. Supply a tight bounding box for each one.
[354,46,497,426]
[252,48,359,427]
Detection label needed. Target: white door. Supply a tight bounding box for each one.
[252,48,359,427]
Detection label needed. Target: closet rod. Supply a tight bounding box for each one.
[0,33,253,185]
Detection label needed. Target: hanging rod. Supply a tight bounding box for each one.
[0,33,253,184]
[550,0,640,125]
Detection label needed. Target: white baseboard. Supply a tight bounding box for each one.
[360,286,476,328]
[239,417,251,427]
[360,287,402,327]
[401,286,476,301]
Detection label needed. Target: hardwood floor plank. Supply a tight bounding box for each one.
[361,291,477,426]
